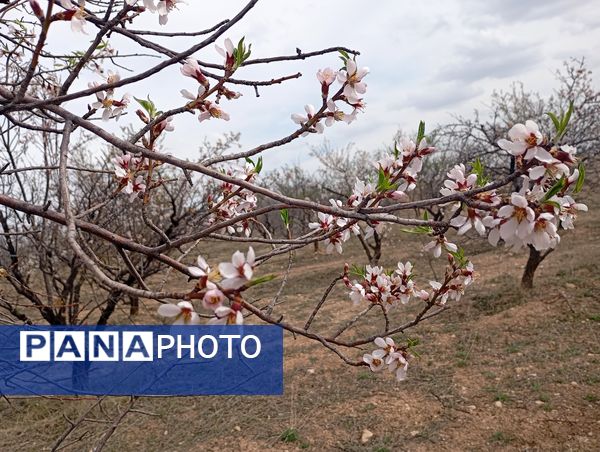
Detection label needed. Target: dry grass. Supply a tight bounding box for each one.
[1,195,599,451]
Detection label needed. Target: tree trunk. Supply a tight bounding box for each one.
[129,296,139,316]
[521,245,553,289]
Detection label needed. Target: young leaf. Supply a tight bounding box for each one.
[547,112,561,133]
[134,96,156,119]
[542,176,566,201]
[407,337,420,348]
[561,101,573,132]
[255,156,263,174]
[574,162,585,193]
[470,157,489,185]
[448,247,468,268]
[542,199,561,209]
[279,208,290,228]
[349,264,366,278]
[376,168,388,192]
[416,120,426,146]
[406,338,421,357]
[246,274,278,287]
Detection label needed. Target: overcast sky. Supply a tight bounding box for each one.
[50,0,600,170]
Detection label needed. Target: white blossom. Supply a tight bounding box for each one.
[157,301,200,325]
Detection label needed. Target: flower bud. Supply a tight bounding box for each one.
[389,190,409,201]
[136,109,149,123]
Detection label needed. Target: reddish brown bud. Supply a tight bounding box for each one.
[136,109,149,123]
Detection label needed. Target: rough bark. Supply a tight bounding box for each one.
[521,245,553,289]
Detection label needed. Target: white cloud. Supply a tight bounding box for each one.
[35,0,600,165]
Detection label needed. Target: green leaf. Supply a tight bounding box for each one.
[246,274,277,287]
[339,49,350,59]
[542,176,566,201]
[406,338,421,358]
[349,264,366,278]
[574,162,585,194]
[470,157,489,185]
[423,210,429,221]
[245,157,255,166]
[407,338,420,347]
[375,169,398,193]
[134,96,157,119]
[547,112,561,133]
[279,208,290,227]
[416,120,426,146]
[448,247,469,268]
[561,101,573,133]
[550,101,574,142]
[542,200,561,209]
[393,142,400,159]
[376,168,386,191]
[255,156,263,174]
[232,37,252,70]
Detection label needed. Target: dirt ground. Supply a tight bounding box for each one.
[0,195,598,452]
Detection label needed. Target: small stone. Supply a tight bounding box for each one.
[535,400,545,406]
[361,429,373,443]
[571,381,578,386]
[467,405,477,412]
[307,368,315,374]
[234,425,241,432]
[565,283,576,289]
[410,430,419,437]
[494,401,503,408]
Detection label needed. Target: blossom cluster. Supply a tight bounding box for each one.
[349,136,435,213]
[437,120,587,252]
[157,247,256,325]
[308,206,360,254]
[363,337,411,381]
[344,254,475,311]
[179,40,243,123]
[307,133,436,253]
[89,71,131,121]
[205,162,259,237]
[291,59,369,134]
[112,153,148,201]
[46,1,185,35]
[344,262,429,310]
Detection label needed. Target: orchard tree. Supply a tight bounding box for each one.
[0,1,590,447]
